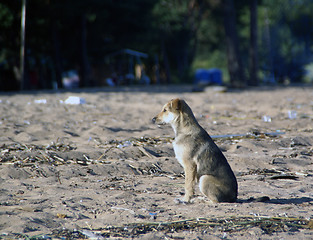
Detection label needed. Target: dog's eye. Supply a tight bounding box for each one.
[163,109,167,112]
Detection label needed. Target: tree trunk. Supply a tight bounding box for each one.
[161,38,171,84]
[20,0,26,90]
[80,14,91,88]
[222,0,246,87]
[249,0,258,86]
[52,22,63,89]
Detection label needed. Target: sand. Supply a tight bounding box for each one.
[0,86,312,239]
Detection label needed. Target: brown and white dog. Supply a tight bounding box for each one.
[152,98,238,203]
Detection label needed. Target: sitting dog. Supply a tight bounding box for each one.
[152,98,238,203]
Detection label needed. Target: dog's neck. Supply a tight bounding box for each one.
[171,112,200,138]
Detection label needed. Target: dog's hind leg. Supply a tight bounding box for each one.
[198,175,222,203]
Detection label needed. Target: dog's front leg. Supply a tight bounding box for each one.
[183,162,197,202]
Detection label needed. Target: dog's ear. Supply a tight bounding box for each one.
[170,98,182,111]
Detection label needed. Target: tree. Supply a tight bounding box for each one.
[152,0,205,83]
[0,1,20,90]
[1,0,312,91]
[221,0,246,87]
[259,0,313,83]
[249,0,258,86]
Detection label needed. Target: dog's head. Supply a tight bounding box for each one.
[152,98,183,125]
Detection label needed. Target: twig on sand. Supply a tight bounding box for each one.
[137,146,157,159]
[43,215,312,239]
[111,206,135,214]
[56,171,62,184]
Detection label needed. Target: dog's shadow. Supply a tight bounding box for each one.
[105,127,150,133]
[239,196,313,205]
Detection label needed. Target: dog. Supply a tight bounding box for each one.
[152,98,238,203]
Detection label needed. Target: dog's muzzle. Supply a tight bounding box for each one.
[152,117,165,125]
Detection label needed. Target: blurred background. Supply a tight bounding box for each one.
[0,0,313,91]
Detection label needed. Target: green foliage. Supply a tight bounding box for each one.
[1,0,313,90]
[0,3,13,28]
[303,63,313,83]
[259,0,313,83]
[152,0,192,33]
[151,0,205,82]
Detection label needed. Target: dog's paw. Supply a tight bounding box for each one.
[174,198,190,205]
[194,196,207,203]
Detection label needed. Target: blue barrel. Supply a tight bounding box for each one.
[194,68,222,85]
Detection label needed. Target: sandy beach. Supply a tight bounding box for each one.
[0,86,312,239]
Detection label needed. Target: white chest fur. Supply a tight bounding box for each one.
[173,141,185,167]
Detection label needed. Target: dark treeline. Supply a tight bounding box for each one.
[0,0,313,91]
